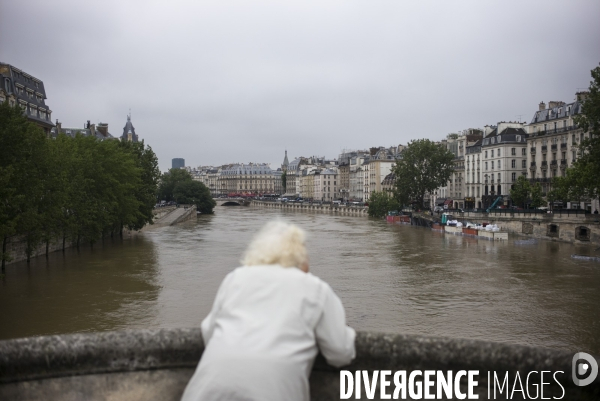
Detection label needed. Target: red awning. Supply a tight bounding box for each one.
[443,199,453,205]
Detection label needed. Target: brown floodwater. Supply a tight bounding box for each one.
[1,207,599,354]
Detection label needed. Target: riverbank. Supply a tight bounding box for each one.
[2,206,182,267]
[412,210,599,246]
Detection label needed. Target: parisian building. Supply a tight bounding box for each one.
[526,93,595,210]
[0,62,54,135]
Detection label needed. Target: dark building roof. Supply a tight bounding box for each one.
[0,62,54,129]
[50,120,115,140]
[121,114,139,142]
[481,127,527,147]
[530,100,582,124]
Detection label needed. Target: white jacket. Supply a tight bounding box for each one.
[181,265,356,401]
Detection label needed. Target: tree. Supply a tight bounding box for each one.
[0,101,49,271]
[529,183,545,208]
[392,139,455,210]
[561,63,600,197]
[367,191,399,218]
[281,171,287,194]
[157,168,193,202]
[173,181,216,214]
[509,176,530,208]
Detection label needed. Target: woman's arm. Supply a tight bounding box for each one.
[200,272,234,344]
[314,284,356,367]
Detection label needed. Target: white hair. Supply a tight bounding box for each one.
[241,220,308,268]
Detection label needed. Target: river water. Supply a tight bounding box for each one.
[1,207,599,353]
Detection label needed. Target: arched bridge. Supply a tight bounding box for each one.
[215,198,250,207]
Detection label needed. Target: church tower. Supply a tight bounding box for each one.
[282,150,289,172]
[121,113,139,142]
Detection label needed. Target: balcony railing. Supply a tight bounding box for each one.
[541,145,547,153]
[550,160,558,166]
[551,144,558,151]
[530,162,536,167]
[532,124,580,136]
[530,147,536,153]
[560,143,567,150]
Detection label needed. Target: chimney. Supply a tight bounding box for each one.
[86,120,91,129]
[548,101,562,109]
[90,123,96,137]
[369,147,378,156]
[56,120,62,133]
[538,101,546,111]
[576,91,589,102]
[97,123,108,137]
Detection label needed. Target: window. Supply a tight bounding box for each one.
[491,161,494,170]
[522,160,526,168]
[498,160,501,169]
[498,149,501,157]
[491,150,494,157]
[522,148,526,156]
[511,160,516,168]
[511,148,516,156]
[497,173,501,182]
[512,173,516,182]
[485,151,488,158]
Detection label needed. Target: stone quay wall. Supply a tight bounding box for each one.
[1,328,598,400]
[251,201,369,216]
[451,211,599,246]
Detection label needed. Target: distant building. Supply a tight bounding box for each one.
[51,120,114,140]
[172,158,185,169]
[0,62,54,135]
[121,114,139,142]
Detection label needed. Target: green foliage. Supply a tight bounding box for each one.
[157,168,193,202]
[173,181,216,214]
[281,170,287,193]
[0,101,160,271]
[509,176,530,208]
[392,139,455,209]
[529,183,545,208]
[565,63,600,198]
[549,167,589,207]
[367,191,400,218]
[509,176,547,209]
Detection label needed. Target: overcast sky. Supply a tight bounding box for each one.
[2,1,599,172]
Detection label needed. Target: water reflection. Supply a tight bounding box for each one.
[1,207,599,354]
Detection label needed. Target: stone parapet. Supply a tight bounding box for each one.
[1,329,598,400]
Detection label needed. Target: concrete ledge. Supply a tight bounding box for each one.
[1,329,599,400]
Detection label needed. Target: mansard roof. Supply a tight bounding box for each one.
[530,100,583,124]
[481,127,527,146]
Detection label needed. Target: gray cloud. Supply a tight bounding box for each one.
[2,0,599,171]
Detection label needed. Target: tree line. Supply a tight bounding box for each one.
[156,168,216,214]
[0,102,160,273]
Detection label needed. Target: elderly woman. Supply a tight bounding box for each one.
[181,221,356,401]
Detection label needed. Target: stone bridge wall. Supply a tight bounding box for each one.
[1,329,598,400]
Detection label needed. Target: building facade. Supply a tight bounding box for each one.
[172,158,185,169]
[526,93,594,210]
[0,62,54,135]
[313,169,338,202]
